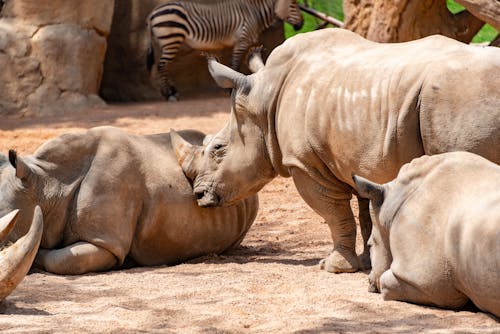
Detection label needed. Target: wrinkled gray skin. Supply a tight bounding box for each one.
[172,28,500,274]
[0,206,43,302]
[0,127,258,275]
[353,152,500,317]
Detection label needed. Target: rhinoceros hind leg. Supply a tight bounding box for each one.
[357,197,372,271]
[380,269,432,304]
[35,241,117,275]
[379,269,468,309]
[321,199,360,273]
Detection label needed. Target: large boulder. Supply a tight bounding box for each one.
[0,20,39,114]
[1,0,113,34]
[100,0,286,102]
[0,0,114,116]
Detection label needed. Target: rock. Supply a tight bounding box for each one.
[25,86,105,116]
[26,83,62,115]
[31,24,107,94]
[1,0,114,36]
[0,19,36,57]
[0,2,113,116]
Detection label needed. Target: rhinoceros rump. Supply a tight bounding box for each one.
[353,152,500,317]
[173,28,500,274]
[0,127,258,275]
[0,206,43,301]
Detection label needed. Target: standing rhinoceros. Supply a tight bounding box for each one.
[0,127,258,275]
[353,152,500,317]
[171,28,500,274]
[0,206,42,301]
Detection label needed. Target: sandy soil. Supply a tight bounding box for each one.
[0,97,498,333]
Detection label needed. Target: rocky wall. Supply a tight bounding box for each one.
[0,0,114,116]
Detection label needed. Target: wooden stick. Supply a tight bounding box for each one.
[299,4,344,28]
[490,34,500,47]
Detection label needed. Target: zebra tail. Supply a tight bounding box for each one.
[147,43,155,73]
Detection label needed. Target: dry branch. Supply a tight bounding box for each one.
[299,4,344,28]
[455,0,500,31]
[491,34,500,47]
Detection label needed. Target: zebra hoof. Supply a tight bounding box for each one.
[161,86,178,102]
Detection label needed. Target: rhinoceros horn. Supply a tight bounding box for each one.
[170,129,199,181]
[207,57,252,92]
[0,206,43,301]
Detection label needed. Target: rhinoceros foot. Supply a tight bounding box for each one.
[368,271,379,293]
[319,249,359,273]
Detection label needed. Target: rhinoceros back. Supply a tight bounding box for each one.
[260,29,500,186]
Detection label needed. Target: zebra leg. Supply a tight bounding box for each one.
[156,39,186,101]
[231,37,254,71]
[157,59,179,101]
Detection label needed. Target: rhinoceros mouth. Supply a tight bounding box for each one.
[194,188,220,207]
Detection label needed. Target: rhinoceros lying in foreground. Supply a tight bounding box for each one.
[171,28,500,274]
[0,207,42,301]
[0,127,258,275]
[353,152,500,317]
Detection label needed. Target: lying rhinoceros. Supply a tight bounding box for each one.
[0,127,258,275]
[171,28,500,274]
[353,152,500,317]
[0,207,42,301]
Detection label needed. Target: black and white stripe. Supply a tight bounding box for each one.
[147,0,303,100]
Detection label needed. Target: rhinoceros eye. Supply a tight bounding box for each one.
[211,143,226,162]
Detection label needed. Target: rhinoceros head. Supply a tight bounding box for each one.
[171,60,276,207]
[0,206,43,302]
[0,151,40,239]
[275,0,304,31]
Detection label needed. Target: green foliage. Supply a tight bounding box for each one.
[285,0,343,38]
[472,24,498,44]
[446,0,465,14]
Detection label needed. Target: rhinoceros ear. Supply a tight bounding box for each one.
[202,134,214,146]
[207,57,252,92]
[8,150,32,181]
[170,129,198,180]
[352,174,385,207]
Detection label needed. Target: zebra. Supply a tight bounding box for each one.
[147,0,304,100]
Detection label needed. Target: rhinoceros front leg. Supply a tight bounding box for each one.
[290,168,359,273]
[35,242,117,275]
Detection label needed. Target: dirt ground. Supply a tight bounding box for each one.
[0,97,498,333]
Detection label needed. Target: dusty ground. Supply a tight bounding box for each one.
[0,97,498,333]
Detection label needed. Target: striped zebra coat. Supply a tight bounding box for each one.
[147,0,303,100]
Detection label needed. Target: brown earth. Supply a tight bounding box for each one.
[0,97,498,333]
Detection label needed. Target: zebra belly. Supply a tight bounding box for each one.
[185,37,236,51]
